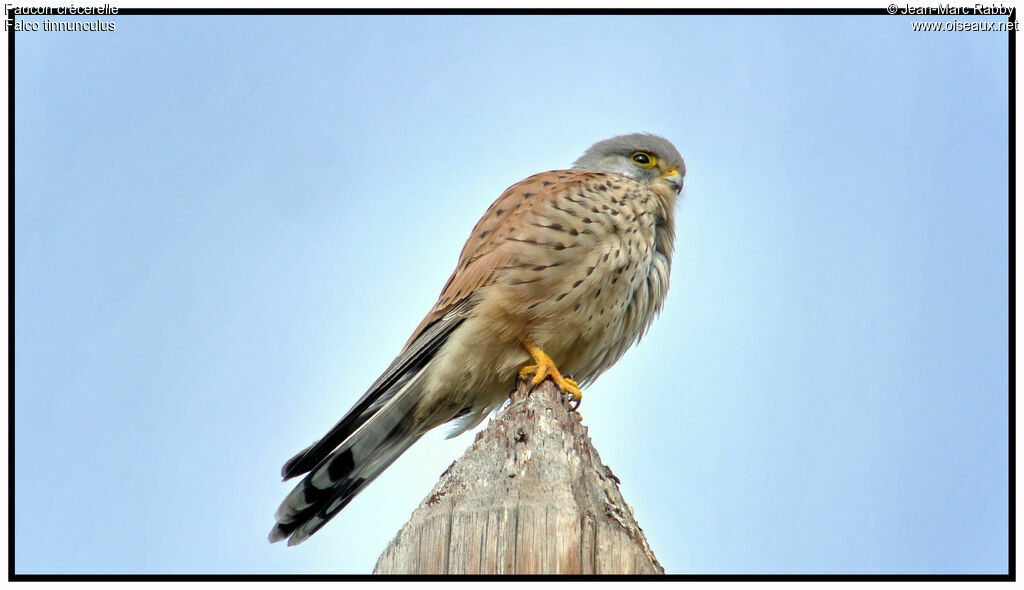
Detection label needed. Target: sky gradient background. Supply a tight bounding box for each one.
[14,14,1009,574]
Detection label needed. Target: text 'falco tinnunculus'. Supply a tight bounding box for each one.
[270,133,686,545]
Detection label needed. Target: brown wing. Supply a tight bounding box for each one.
[403,169,591,348]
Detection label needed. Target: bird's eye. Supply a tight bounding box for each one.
[631,152,657,168]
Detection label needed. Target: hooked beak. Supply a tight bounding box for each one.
[659,168,683,194]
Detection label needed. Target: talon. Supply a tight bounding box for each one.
[519,341,583,403]
[561,377,582,400]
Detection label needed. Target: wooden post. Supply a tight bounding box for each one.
[373,378,664,575]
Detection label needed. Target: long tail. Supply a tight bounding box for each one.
[268,369,428,545]
[269,300,474,546]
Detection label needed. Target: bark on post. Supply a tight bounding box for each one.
[373,378,664,575]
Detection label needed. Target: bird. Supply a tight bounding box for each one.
[269,133,685,546]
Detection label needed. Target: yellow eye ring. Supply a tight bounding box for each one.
[630,152,658,168]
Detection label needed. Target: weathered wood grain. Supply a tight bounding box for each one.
[374,378,663,575]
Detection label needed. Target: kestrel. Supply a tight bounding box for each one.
[270,133,685,546]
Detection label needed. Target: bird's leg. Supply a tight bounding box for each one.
[518,341,583,402]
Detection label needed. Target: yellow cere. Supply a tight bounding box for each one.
[630,151,658,168]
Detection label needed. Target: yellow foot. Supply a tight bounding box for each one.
[518,341,583,404]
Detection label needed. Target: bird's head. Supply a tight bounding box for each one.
[572,133,685,199]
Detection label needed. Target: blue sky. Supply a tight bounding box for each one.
[14,14,1009,574]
